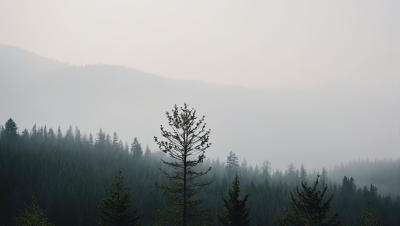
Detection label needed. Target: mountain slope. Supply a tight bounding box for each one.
[0,46,398,173]
[0,44,71,80]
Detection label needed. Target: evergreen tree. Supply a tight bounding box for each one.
[119,140,124,152]
[31,124,37,138]
[240,158,248,173]
[57,126,63,143]
[125,141,129,152]
[0,125,3,138]
[225,151,240,173]
[20,129,30,144]
[105,134,112,148]
[89,133,94,146]
[253,164,260,178]
[44,125,48,140]
[247,164,254,176]
[131,137,143,159]
[12,196,52,226]
[94,170,143,226]
[3,118,18,143]
[153,103,214,226]
[277,175,340,226]
[218,173,252,226]
[321,168,327,186]
[112,132,119,151]
[95,128,106,150]
[144,144,151,157]
[261,160,271,178]
[286,163,296,178]
[342,176,356,196]
[300,164,307,182]
[48,128,55,145]
[358,202,381,226]
[65,125,74,143]
[75,126,81,145]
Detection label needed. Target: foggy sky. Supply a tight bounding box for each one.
[0,1,399,171]
[1,0,399,89]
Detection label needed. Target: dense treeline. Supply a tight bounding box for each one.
[328,158,400,198]
[1,119,399,225]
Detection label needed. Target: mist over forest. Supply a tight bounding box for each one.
[0,44,398,173]
[1,43,400,225]
[1,0,400,225]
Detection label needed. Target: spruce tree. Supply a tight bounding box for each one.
[320,168,327,186]
[57,126,63,143]
[94,170,143,226]
[240,158,248,173]
[89,133,94,146]
[65,125,74,143]
[261,160,271,178]
[286,163,296,178]
[48,128,55,145]
[225,151,240,174]
[144,144,151,157]
[75,126,81,144]
[12,196,52,226]
[152,103,214,226]
[277,175,340,226]
[218,173,252,226]
[95,128,106,150]
[358,202,381,226]
[112,132,119,150]
[300,165,307,182]
[131,137,143,159]
[3,118,18,143]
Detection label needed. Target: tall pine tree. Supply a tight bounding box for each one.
[153,103,214,226]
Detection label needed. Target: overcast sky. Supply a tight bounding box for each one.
[1,1,399,171]
[1,0,399,89]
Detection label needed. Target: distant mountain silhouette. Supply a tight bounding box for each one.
[0,44,71,80]
[0,44,398,174]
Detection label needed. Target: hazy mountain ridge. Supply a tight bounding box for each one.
[0,44,71,80]
[0,44,398,176]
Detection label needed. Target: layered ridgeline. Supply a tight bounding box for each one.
[0,44,399,173]
[0,119,399,226]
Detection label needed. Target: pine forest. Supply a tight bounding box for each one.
[1,105,400,226]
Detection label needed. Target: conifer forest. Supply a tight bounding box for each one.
[2,0,400,225]
[1,105,400,226]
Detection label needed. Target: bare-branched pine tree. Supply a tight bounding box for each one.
[153,103,214,226]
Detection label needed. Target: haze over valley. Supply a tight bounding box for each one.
[1,43,398,175]
[1,1,399,225]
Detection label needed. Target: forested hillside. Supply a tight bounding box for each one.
[328,158,400,197]
[1,119,399,226]
[1,44,398,172]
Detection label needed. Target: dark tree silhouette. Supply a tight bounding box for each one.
[300,164,307,182]
[153,103,214,226]
[225,151,240,174]
[3,118,18,144]
[218,173,252,226]
[358,202,382,226]
[94,170,143,226]
[277,175,340,226]
[261,160,271,178]
[131,137,143,160]
[12,196,52,226]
